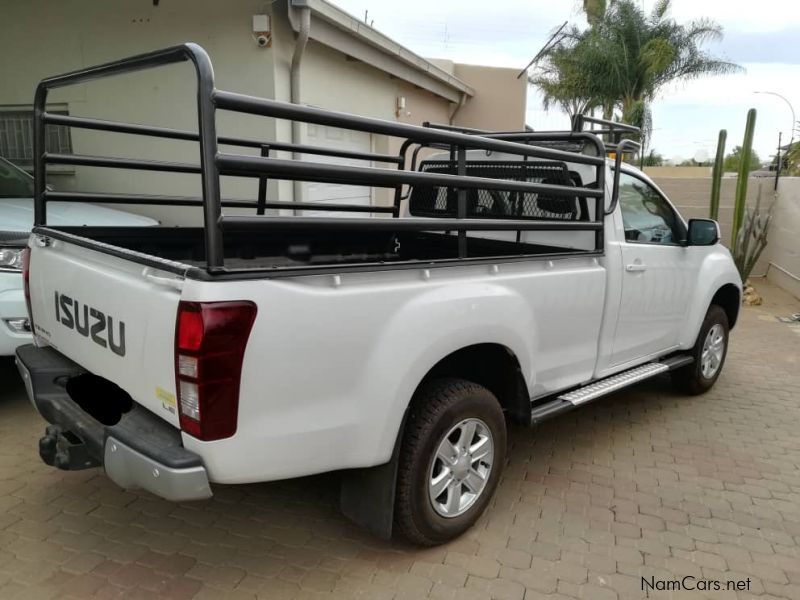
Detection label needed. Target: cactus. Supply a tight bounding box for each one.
[709,129,726,220]
[731,109,756,247]
[732,182,774,282]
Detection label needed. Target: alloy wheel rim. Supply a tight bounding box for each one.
[428,418,494,518]
[700,323,725,379]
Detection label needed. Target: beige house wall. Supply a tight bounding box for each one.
[451,64,528,131]
[1,0,527,224]
[1,0,283,226]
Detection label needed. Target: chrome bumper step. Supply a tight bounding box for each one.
[530,355,693,425]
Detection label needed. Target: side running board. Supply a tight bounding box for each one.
[530,355,693,425]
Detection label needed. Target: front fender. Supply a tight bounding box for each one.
[356,280,535,464]
[678,247,742,349]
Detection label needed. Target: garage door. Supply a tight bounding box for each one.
[303,124,372,215]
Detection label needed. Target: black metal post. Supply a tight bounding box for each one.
[607,139,641,216]
[392,140,412,217]
[189,49,223,269]
[33,85,48,226]
[457,145,467,258]
[595,140,606,248]
[256,145,270,215]
[32,43,225,267]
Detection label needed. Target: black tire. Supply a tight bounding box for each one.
[671,305,729,395]
[394,378,506,546]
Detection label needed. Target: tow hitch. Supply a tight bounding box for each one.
[39,425,100,471]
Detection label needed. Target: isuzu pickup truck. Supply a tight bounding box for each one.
[16,45,741,545]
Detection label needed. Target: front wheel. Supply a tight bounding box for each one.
[672,305,729,395]
[394,378,506,546]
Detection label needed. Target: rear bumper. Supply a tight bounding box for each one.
[15,343,212,502]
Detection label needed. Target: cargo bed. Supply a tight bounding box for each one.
[40,225,587,279]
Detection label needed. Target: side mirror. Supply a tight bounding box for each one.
[687,219,720,246]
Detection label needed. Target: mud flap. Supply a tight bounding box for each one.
[339,410,407,540]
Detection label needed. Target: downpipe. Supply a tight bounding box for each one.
[448,91,467,125]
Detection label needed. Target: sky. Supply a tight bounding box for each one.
[328,0,800,164]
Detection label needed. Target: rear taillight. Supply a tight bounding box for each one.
[175,301,257,441]
[21,248,34,334]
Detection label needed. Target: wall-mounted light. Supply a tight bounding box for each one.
[396,96,406,117]
[253,14,272,48]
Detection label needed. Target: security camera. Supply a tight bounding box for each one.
[252,14,271,48]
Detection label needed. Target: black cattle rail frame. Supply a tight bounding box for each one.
[33,43,640,277]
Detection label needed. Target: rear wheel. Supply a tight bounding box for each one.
[394,378,506,546]
[672,305,729,395]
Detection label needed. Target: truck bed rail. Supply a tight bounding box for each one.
[33,43,613,276]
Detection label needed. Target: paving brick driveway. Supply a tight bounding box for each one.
[1,281,799,600]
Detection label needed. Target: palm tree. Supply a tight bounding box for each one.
[529,42,600,117]
[532,0,741,147]
[582,0,612,26]
[528,0,615,118]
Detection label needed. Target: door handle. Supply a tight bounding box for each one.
[625,263,647,272]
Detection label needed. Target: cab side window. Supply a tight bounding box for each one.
[618,172,684,245]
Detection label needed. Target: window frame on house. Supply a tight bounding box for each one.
[0,104,74,173]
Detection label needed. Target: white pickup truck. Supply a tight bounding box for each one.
[16,45,741,545]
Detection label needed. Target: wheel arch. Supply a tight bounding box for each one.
[341,341,530,541]
[413,343,531,425]
[710,283,741,329]
[678,256,742,350]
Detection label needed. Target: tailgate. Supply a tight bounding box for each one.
[27,236,183,427]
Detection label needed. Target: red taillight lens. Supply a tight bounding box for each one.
[175,301,257,441]
[21,248,35,334]
[177,308,204,352]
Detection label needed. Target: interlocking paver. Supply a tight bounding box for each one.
[1,281,799,599]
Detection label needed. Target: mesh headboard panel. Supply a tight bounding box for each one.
[409,160,583,221]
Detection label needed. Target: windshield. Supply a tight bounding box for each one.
[0,158,34,198]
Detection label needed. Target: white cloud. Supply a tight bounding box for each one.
[668,0,800,33]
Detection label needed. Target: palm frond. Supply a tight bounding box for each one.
[651,0,671,19]
[530,0,740,130]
